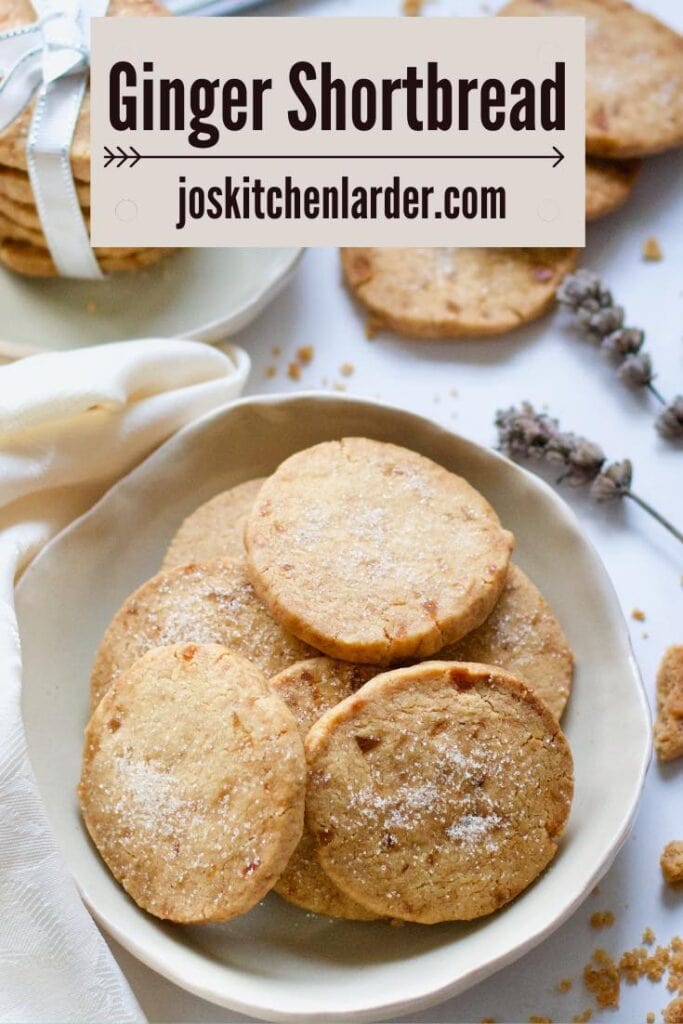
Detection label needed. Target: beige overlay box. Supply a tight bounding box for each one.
[90,16,585,247]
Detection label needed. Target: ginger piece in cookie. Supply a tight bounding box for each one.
[654,646,683,761]
[661,841,683,887]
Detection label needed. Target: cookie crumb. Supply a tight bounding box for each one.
[664,997,683,1024]
[584,948,620,1008]
[339,362,355,377]
[529,1017,552,1023]
[296,345,314,365]
[643,928,656,945]
[265,366,277,379]
[271,346,281,357]
[572,1012,592,1023]
[85,300,97,313]
[646,1014,654,1024]
[631,608,646,622]
[332,380,347,392]
[661,842,683,886]
[287,362,301,381]
[557,979,572,994]
[402,0,423,15]
[655,647,683,762]
[591,911,616,929]
[642,237,663,262]
[480,1018,496,1024]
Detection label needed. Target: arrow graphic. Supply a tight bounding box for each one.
[104,145,565,167]
[104,145,141,168]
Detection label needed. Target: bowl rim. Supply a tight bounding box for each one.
[17,390,652,1023]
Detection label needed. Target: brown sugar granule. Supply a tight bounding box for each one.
[402,0,423,15]
[646,1014,655,1024]
[642,237,663,262]
[643,928,657,945]
[584,948,620,1008]
[591,911,615,929]
[572,1012,592,1023]
[529,1017,552,1023]
[296,345,314,365]
[339,362,355,377]
[480,1019,496,1024]
[557,979,573,994]
[665,997,683,1024]
[287,362,301,381]
[264,366,277,379]
[631,609,646,622]
[661,843,683,886]
[655,647,683,762]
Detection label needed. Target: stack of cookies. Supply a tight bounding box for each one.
[0,0,173,277]
[79,438,575,926]
[342,0,683,339]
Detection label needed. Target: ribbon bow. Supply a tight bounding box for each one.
[0,0,109,278]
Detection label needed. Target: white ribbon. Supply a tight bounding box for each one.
[0,0,108,278]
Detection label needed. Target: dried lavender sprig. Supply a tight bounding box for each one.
[557,270,683,435]
[495,403,683,545]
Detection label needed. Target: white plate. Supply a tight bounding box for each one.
[2,247,302,349]
[16,394,651,1024]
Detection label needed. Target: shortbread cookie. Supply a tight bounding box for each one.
[79,643,306,922]
[585,157,641,221]
[163,478,266,570]
[340,248,579,339]
[0,210,148,258]
[499,0,683,158]
[90,558,315,710]
[661,840,683,887]
[438,564,573,719]
[664,998,683,1024]
[0,0,167,181]
[0,238,173,278]
[270,658,379,919]
[654,645,683,762]
[245,438,514,664]
[305,661,573,923]
[0,165,90,207]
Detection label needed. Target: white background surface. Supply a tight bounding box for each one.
[100,0,682,1020]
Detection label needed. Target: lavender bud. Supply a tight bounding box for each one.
[617,353,653,388]
[656,396,683,440]
[601,327,645,360]
[557,270,612,314]
[566,438,606,485]
[579,305,625,342]
[590,459,633,502]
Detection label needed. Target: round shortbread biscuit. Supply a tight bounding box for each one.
[305,661,574,924]
[499,0,683,158]
[90,558,316,710]
[270,658,379,919]
[585,156,641,221]
[340,247,579,339]
[163,479,266,570]
[0,238,173,278]
[245,438,514,665]
[0,165,90,207]
[438,564,573,720]
[79,643,306,923]
[0,210,151,259]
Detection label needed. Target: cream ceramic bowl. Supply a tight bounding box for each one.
[17,394,651,1023]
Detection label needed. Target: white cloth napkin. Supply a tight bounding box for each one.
[0,338,250,1023]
